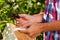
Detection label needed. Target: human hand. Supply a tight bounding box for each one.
[14,14,43,27]
[19,22,43,38]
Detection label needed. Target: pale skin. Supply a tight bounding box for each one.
[13,13,60,38]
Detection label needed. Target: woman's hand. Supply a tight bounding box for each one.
[13,13,43,37]
[15,14,43,27]
[19,22,43,38]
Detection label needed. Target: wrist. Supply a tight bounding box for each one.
[33,14,43,23]
[35,23,45,33]
[38,23,46,32]
[39,23,52,32]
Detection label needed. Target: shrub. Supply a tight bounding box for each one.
[0,0,45,40]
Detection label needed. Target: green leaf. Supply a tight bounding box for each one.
[0,0,5,2]
[0,0,45,39]
[32,0,36,2]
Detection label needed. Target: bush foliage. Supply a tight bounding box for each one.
[0,0,45,40]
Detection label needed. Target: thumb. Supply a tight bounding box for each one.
[19,14,30,20]
[19,28,29,34]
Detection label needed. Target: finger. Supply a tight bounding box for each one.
[14,17,30,28]
[21,22,33,28]
[19,27,34,37]
[15,18,27,24]
[19,14,30,20]
[16,21,29,28]
[19,14,28,17]
[18,18,27,24]
[19,28,29,34]
[19,26,37,38]
[9,23,16,29]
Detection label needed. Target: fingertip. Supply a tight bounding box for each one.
[20,29,28,34]
[19,14,27,17]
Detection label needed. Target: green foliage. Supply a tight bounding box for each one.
[0,0,45,40]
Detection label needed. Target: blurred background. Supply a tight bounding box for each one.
[0,0,45,40]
